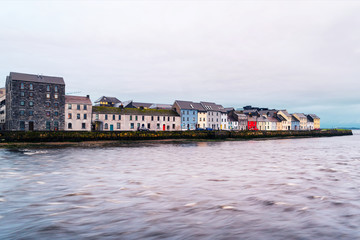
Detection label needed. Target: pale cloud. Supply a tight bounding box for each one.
[0,0,360,127]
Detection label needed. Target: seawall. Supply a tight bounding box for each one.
[0,129,353,143]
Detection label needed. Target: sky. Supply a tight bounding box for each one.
[1,0,360,128]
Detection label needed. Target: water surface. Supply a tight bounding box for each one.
[1,131,360,239]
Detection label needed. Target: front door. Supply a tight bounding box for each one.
[163,124,165,131]
[29,121,34,131]
[110,124,114,131]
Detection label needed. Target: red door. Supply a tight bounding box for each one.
[163,124,166,131]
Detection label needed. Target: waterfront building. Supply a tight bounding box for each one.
[123,100,153,109]
[194,102,207,129]
[307,114,320,130]
[0,88,6,130]
[173,100,198,130]
[234,112,248,130]
[292,113,308,130]
[277,110,292,130]
[94,96,121,107]
[218,105,230,130]
[5,72,65,131]
[92,106,180,131]
[247,115,258,130]
[200,102,221,130]
[228,114,239,130]
[267,116,280,131]
[257,115,270,131]
[65,95,92,131]
[291,116,300,130]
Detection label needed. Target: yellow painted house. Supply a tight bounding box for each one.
[307,114,320,129]
[277,110,292,130]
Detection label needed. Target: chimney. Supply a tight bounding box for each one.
[86,95,90,98]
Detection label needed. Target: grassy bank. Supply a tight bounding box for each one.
[0,129,352,144]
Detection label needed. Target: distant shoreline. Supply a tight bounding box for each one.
[0,129,352,148]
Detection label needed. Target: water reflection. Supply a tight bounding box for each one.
[0,132,360,239]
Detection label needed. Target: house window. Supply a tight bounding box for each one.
[157,123,160,129]
[68,104,72,109]
[20,83,24,89]
[20,101,25,106]
[20,110,25,116]
[54,86,58,92]
[54,111,58,116]
[96,114,99,120]
[130,116,132,120]
[118,115,121,120]
[141,116,144,121]
[130,123,134,129]
[151,116,154,121]
[54,93,58,99]
[46,85,50,91]
[105,123,108,129]
[29,83,33,90]
[147,123,150,129]
[77,114,80,119]
[46,93,50,99]
[54,103,58,108]
[117,123,120,129]
[77,104,80,110]
[68,123,72,129]
[29,92,33,97]
[68,113,72,119]
[84,105,87,110]
[46,102,50,107]
[20,91,25,97]
[113,115,115,120]
[84,114,87,119]
[135,116,138,121]
[54,121,59,131]
[187,117,189,121]
[183,117,185,121]
[82,123,86,129]
[46,121,51,130]
[173,124,175,129]
[20,121,25,130]
[167,125,170,130]
[173,117,175,121]
[163,116,165,121]
[29,110,33,116]
[46,112,50,117]
[157,116,160,121]
[105,114,108,120]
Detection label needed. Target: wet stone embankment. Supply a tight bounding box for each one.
[0,129,352,144]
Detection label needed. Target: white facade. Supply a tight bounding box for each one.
[65,96,92,131]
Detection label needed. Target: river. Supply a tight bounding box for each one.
[1,131,360,239]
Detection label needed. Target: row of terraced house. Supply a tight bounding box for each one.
[0,72,320,131]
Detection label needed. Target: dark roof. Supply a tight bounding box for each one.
[200,102,221,112]
[132,102,153,108]
[92,106,180,116]
[65,95,92,104]
[149,103,173,109]
[9,72,65,85]
[95,96,121,104]
[174,100,198,110]
[267,116,280,122]
[291,116,300,122]
[308,114,320,119]
[293,113,307,119]
[192,102,206,111]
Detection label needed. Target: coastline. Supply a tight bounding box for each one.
[0,129,352,148]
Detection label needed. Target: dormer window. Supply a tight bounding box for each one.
[29,83,33,90]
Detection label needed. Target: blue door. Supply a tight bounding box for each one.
[110,124,114,131]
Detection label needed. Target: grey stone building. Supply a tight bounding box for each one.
[5,72,65,131]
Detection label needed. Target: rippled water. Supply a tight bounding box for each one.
[1,131,360,240]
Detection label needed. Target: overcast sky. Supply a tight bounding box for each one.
[1,0,359,127]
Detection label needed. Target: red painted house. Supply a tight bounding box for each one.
[247,116,258,131]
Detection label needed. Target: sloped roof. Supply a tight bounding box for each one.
[132,102,153,108]
[9,72,65,85]
[149,103,173,109]
[92,106,179,116]
[95,96,121,104]
[200,102,221,112]
[291,116,300,122]
[192,102,206,111]
[257,116,269,122]
[293,113,307,119]
[267,116,280,122]
[278,110,292,118]
[308,114,320,119]
[65,95,92,104]
[174,100,198,110]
